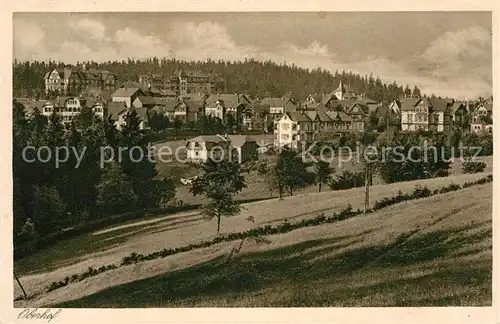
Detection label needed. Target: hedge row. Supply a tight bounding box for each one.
[120,205,359,266]
[373,175,492,211]
[44,174,493,294]
[46,264,118,292]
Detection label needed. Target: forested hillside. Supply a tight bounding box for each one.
[13,58,422,102]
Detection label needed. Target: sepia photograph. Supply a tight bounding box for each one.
[8,9,495,313]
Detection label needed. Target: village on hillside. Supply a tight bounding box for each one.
[14,64,494,158]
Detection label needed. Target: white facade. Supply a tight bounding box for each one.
[41,98,102,124]
[274,114,299,149]
[389,100,400,114]
[471,123,493,134]
[45,69,69,94]
[112,96,133,108]
[186,141,210,163]
[435,112,445,132]
[205,101,225,119]
[269,106,284,114]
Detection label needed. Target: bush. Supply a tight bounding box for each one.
[329,171,365,190]
[257,161,269,175]
[462,160,487,174]
[411,185,432,199]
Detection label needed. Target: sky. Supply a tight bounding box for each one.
[13,12,493,99]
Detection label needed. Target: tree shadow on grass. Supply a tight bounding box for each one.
[51,223,491,308]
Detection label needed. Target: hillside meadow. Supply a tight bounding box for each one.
[14,172,492,307]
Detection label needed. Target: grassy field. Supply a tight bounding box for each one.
[14,172,492,307]
[46,183,492,307]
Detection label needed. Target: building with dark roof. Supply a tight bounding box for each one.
[44,66,118,96]
[400,97,453,132]
[185,134,258,163]
[138,69,224,98]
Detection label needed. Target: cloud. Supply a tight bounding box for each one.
[284,40,330,57]
[171,21,259,61]
[70,18,107,40]
[402,26,492,98]
[114,27,172,59]
[417,26,491,81]
[14,19,44,49]
[13,17,491,99]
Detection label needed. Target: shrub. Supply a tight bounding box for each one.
[462,160,487,174]
[411,185,432,199]
[257,161,269,175]
[329,171,365,190]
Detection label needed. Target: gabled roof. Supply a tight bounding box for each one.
[259,97,290,107]
[321,92,338,105]
[305,105,331,122]
[325,111,353,122]
[247,134,274,145]
[154,97,180,112]
[112,87,142,98]
[450,102,466,114]
[305,94,323,103]
[400,98,422,111]
[476,102,493,112]
[428,98,452,112]
[227,135,256,148]
[58,68,74,80]
[187,134,229,144]
[334,99,357,110]
[106,101,128,117]
[348,102,369,115]
[305,110,317,121]
[120,81,143,88]
[206,94,240,107]
[135,96,157,106]
[287,111,312,123]
[390,99,402,107]
[182,93,209,102]
[182,99,204,109]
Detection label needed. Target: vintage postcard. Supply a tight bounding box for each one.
[1,1,499,323]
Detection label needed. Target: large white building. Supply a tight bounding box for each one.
[273,112,309,150]
[41,96,104,124]
[400,97,452,132]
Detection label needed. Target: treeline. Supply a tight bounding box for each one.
[13,58,423,102]
[13,100,176,245]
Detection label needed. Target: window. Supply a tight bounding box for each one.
[281,123,290,130]
[407,114,413,123]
